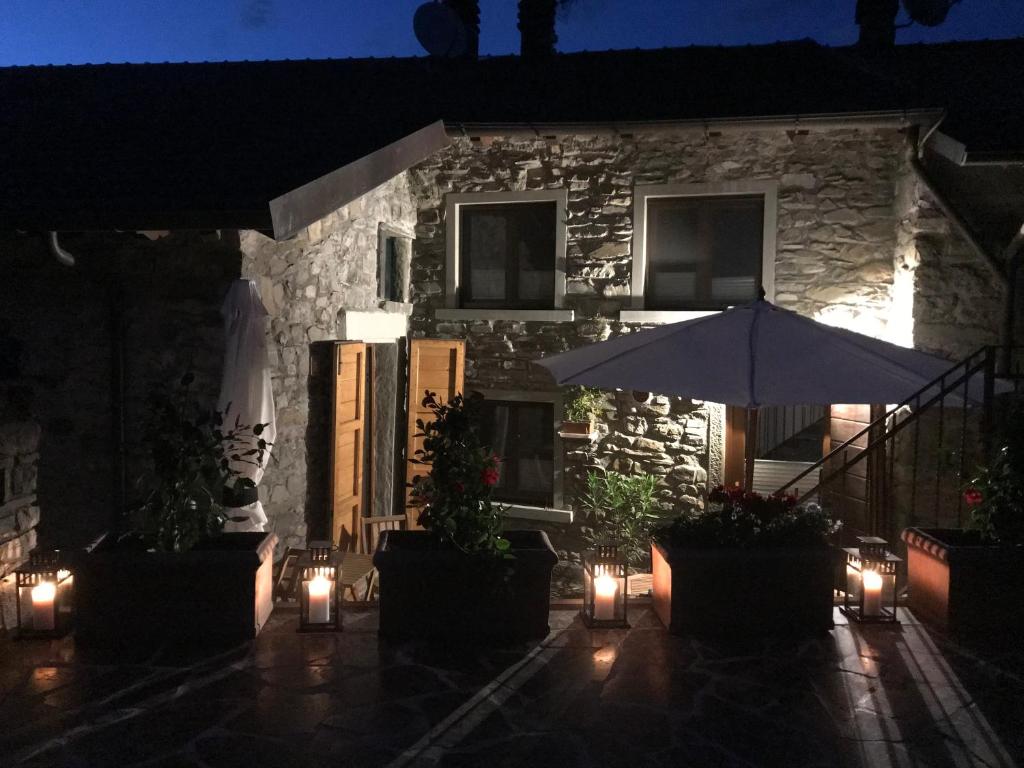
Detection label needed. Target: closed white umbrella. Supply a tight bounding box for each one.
[535,298,959,490]
[217,279,277,532]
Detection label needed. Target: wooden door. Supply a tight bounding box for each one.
[404,339,465,528]
[822,403,886,542]
[330,342,367,546]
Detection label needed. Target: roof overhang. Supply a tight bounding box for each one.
[269,120,450,240]
[927,129,1024,166]
[443,109,944,138]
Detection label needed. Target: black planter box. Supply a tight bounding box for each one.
[652,541,835,638]
[373,529,557,642]
[903,527,1024,645]
[75,531,277,648]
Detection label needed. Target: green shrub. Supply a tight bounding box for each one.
[580,469,659,566]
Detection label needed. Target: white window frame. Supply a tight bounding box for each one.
[475,388,572,524]
[377,223,414,305]
[441,190,572,322]
[624,181,777,323]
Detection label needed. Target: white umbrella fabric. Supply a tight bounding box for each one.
[535,298,959,490]
[217,279,277,532]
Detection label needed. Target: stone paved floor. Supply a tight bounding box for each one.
[1,605,1021,768]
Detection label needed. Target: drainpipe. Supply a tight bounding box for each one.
[46,231,75,266]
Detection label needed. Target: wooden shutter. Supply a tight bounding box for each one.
[723,405,747,488]
[405,339,465,528]
[330,342,367,546]
[822,404,886,542]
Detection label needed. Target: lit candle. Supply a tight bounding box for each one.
[862,569,883,617]
[593,573,618,621]
[308,574,331,624]
[31,581,56,631]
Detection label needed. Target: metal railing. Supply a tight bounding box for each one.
[775,346,1024,541]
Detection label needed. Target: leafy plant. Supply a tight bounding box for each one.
[134,372,271,553]
[409,390,510,556]
[580,469,659,566]
[563,386,604,424]
[653,485,838,549]
[964,409,1024,544]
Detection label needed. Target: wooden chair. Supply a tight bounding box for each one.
[338,514,408,602]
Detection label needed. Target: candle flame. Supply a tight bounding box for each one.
[862,570,883,590]
[594,573,618,598]
[32,581,56,602]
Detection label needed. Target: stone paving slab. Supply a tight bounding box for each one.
[0,607,1021,767]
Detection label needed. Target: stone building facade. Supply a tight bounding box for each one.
[0,123,1009,572]
[404,125,997,550]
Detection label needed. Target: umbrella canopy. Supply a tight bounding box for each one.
[217,279,277,532]
[536,299,956,407]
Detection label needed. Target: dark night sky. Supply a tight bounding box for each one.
[1,0,1022,66]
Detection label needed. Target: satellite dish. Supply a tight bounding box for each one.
[902,0,956,26]
[414,1,468,58]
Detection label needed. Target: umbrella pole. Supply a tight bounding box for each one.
[744,407,759,493]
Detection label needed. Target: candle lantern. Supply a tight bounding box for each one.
[582,544,629,628]
[841,536,901,624]
[15,549,74,638]
[297,541,342,632]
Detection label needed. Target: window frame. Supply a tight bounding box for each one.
[629,181,777,314]
[377,223,413,305]
[444,190,568,311]
[475,388,565,512]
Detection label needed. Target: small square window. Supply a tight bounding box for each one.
[645,195,764,310]
[459,202,557,309]
[479,400,554,507]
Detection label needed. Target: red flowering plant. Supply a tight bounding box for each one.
[654,484,838,549]
[965,407,1024,544]
[409,390,510,556]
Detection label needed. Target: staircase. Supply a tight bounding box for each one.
[773,346,1024,547]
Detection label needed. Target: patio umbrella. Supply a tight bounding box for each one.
[217,279,277,532]
[535,298,959,491]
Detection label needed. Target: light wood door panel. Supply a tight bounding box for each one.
[331,342,366,546]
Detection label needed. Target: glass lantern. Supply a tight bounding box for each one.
[841,536,901,624]
[582,544,629,628]
[15,549,74,638]
[297,541,342,632]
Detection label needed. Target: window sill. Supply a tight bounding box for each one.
[435,308,575,322]
[500,504,573,525]
[618,309,722,324]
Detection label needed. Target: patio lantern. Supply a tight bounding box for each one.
[297,541,342,632]
[841,536,901,624]
[15,549,74,637]
[582,544,629,628]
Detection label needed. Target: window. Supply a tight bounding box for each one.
[479,399,555,507]
[444,190,568,313]
[631,182,777,313]
[377,225,412,304]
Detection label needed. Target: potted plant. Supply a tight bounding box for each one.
[651,486,838,638]
[75,374,277,648]
[373,391,557,642]
[903,419,1024,645]
[580,469,659,569]
[560,386,603,437]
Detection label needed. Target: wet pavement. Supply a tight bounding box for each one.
[1,605,1021,767]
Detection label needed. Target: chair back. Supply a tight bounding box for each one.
[360,514,408,554]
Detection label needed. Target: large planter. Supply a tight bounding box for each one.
[902,527,1024,643]
[75,531,277,648]
[651,540,835,637]
[373,529,557,642]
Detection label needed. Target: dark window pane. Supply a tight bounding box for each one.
[460,202,556,308]
[646,195,763,310]
[379,237,401,302]
[479,400,554,506]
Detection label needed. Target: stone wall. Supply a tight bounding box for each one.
[894,163,1006,360]
[240,174,417,551]
[408,128,910,537]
